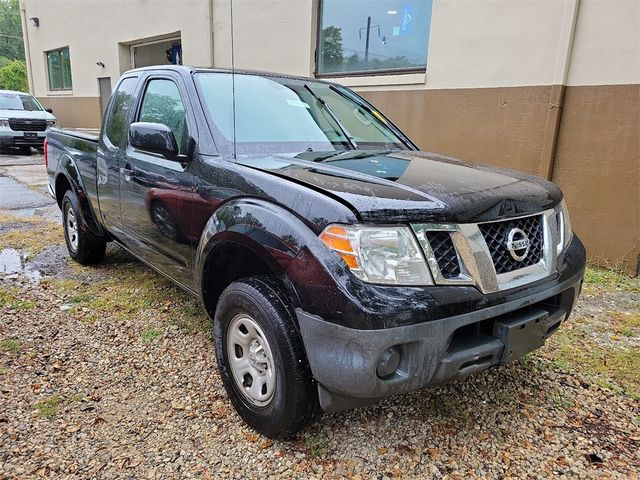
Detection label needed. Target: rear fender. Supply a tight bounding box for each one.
[56,154,105,237]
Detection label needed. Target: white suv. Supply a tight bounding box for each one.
[0,89,57,153]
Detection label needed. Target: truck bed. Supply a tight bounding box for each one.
[50,127,100,143]
[46,127,100,215]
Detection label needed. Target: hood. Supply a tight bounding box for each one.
[238,150,562,223]
[0,109,55,121]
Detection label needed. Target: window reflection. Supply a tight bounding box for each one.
[317,0,433,75]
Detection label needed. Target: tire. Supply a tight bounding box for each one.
[62,190,106,264]
[214,276,319,438]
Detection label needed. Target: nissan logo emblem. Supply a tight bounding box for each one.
[506,227,530,261]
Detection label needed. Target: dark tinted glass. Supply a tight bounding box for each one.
[46,51,61,89]
[104,77,138,148]
[46,47,72,90]
[61,48,72,89]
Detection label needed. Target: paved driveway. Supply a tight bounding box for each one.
[0,150,59,220]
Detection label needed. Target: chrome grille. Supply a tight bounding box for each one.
[478,215,544,274]
[412,209,557,294]
[425,231,460,279]
[9,118,47,132]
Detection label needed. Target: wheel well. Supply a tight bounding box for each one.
[55,174,72,207]
[201,242,278,319]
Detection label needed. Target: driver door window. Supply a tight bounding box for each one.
[138,79,188,154]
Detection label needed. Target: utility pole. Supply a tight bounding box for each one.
[359,16,380,63]
[365,16,371,62]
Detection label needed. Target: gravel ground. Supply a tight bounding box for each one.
[1,212,639,479]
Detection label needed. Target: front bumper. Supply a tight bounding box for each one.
[297,240,585,412]
[0,130,47,148]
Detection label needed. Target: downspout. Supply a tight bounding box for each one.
[539,0,580,180]
[19,0,35,93]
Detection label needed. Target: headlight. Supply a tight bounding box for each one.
[556,199,573,254]
[46,120,57,128]
[319,224,433,285]
[0,119,9,127]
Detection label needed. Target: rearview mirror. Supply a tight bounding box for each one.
[45,108,53,114]
[129,122,179,158]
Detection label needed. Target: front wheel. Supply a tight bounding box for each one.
[214,276,318,438]
[62,190,106,264]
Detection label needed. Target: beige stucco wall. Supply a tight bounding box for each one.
[567,0,640,86]
[211,0,316,77]
[21,0,212,99]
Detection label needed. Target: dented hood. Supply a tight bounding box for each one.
[238,150,562,224]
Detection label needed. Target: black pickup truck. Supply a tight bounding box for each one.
[46,66,585,438]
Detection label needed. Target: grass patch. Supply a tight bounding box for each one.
[44,268,165,322]
[44,265,208,330]
[34,395,64,419]
[544,320,640,400]
[0,338,21,354]
[0,367,8,375]
[0,289,36,310]
[173,300,210,333]
[547,391,575,409]
[583,266,640,294]
[303,433,330,458]
[27,184,47,194]
[141,327,161,343]
[0,211,63,256]
[608,311,640,338]
[68,392,84,402]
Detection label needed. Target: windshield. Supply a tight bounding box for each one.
[195,73,411,154]
[0,93,43,112]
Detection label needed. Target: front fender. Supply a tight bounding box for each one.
[194,198,321,299]
[56,155,104,237]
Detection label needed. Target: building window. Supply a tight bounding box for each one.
[316,0,433,76]
[46,47,72,90]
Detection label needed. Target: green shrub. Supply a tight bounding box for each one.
[0,60,28,92]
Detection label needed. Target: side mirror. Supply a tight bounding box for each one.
[45,108,53,114]
[129,122,179,158]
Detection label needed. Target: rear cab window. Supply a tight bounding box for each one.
[104,77,138,148]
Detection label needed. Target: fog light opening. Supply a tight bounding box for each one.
[376,346,401,379]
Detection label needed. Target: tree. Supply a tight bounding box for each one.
[320,26,344,70]
[0,0,25,61]
[0,59,28,92]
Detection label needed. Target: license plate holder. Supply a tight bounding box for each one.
[493,309,549,363]
[23,132,38,140]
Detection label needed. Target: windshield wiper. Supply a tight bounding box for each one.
[328,84,415,151]
[303,84,358,150]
